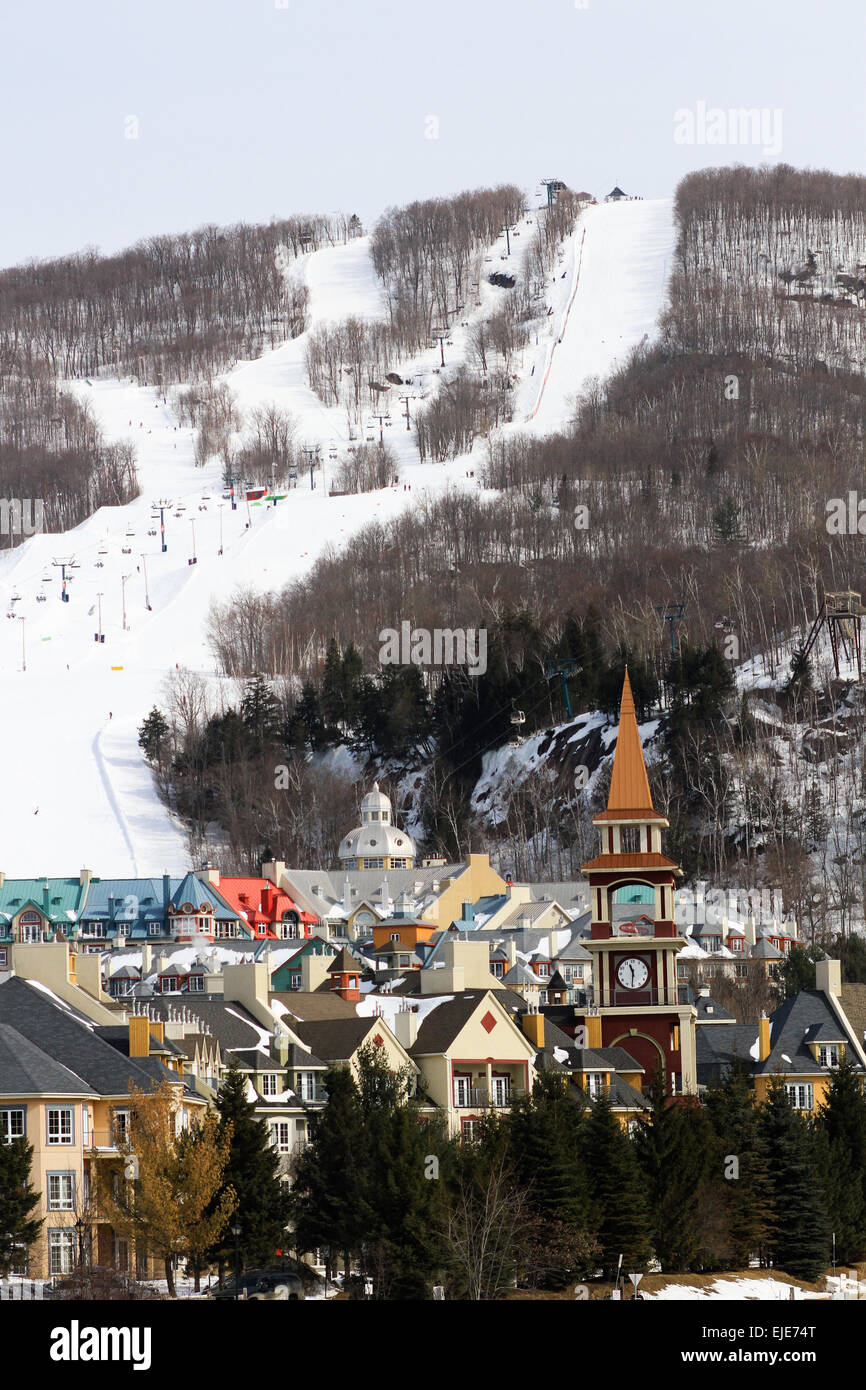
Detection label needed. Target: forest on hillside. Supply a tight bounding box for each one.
[181,165,866,934]
[0,212,353,540]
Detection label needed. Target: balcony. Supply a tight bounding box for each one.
[296,1086,328,1104]
[608,987,689,1007]
[453,1085,526,1109]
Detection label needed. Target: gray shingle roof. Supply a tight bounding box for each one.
[0,1021,99,1097]
[0,977,175,1096]
[293,1016,383,1063]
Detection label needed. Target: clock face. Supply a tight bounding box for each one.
[616,956,649,990]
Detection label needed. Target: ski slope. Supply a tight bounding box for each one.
[0,199,675,876]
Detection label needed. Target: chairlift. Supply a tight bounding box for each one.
[41,574,52,583]
[36,594,47,603]
[10,593,21,603]
[510,709,526,727]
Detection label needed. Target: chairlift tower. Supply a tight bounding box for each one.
[544,659,582,720]
[540,178,566,208]
[655,603,685,657]
[801,590,866,680]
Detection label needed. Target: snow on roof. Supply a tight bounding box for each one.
[224,1006,273,1051]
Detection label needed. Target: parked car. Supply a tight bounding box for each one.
[209,1269,304,1301]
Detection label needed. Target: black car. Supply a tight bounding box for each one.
[209,1268,305,1301]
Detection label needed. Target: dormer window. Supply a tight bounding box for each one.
[819,1045,840,1067]
[261,1074,280,1096]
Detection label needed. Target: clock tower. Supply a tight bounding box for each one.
[580,670,697,1094]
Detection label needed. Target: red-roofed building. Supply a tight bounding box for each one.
[216,877,317,941]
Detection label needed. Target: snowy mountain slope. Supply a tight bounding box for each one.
[0,198,674,875]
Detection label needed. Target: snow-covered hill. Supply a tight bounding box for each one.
[0,198,676,874]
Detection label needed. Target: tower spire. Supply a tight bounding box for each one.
[595,668,660,821]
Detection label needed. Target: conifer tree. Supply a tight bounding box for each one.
[290,1063,370,1279]
[508,1071,596,1284]
[138,706,170,763]
[816,1057,866,1263]
[758,1080,829,1281]
[633,1075,718,1272]
[240,673,282,746]
[208,1061,292,1274]
[705,1058,772,1268]
[0,1137,42,1276]
[582,1092,651,1279]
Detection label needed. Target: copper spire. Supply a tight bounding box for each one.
[595,668,660,821]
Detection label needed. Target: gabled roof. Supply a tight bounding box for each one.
[0,1021,99,1097]
[751,938,782,959]
[547,970,569,992]
[0,977,181,1096]
[170,873,220,913]
[293,1016,389,1064]
[758,991,863,1076]
[408,991,530,1057]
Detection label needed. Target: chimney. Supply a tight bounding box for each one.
[758,1014,771,1062]
[393,1007,418,1050]
[815,959,842,998]
[504,938,517,968]
[42,882,51,916]
[521,1009,544,1049]
[129,1015,151,1058]
[141,942,151,975]
[80,868,92,887]
[162,874,172,912]
[300,954,332,992]
[196,865,220,887]
[149,1019,165,1046]
[223,961,273,1028]
[461,902,474,924]
[577,1013,602,1048]
[262,860,286,887]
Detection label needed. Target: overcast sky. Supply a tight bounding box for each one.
[2,0,863,267]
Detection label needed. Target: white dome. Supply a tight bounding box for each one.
[360,781,392,817]
[338,783,415,865]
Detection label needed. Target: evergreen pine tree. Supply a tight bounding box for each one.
[582,1093,651,1279]
[758,1080,829,1281]
[240,673,282,747]
[705,1058,772,1269]
[632,1075,717,1272]
[208,1061,292,1273]
[138,706,170,763]
[0,1137,43,1276]
[817,1057,866,1263]
[507,1071,595,1284]
[290,1063,370,1278]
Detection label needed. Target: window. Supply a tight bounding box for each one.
[289,973,301,991]
[453,1075,472,1108]
[297,1072,318,1101]
[261,1074,280,1096]
[586,1073,605,1100]
[735,963,748,980]
[48,1173,75,1211]
[270,1122,291,1153]
[364,857,384,870]
[399,955,410,966]
[491,960,504,979]
[461,1118,478,1142]
[0,946,7,967]
[785,1083,814,1111]
[536,963,549,977]
[111,1110,129,1145]
[620,826,641,853]
[491,1075,511,1107]
[369,811,379,821]
[1,1108,25,1143]
[188,974,204,993]
[82,921,105,938]
[148,923,162,937]
[819,1045,840,1067]
[730,936,744,951]
[49,1229,76,1276]
[390,858,407,868]
[47,1108,73,1145]
[390,932,400,942]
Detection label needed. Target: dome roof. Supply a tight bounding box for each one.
[338,823,414,860]
[360,781,391,814]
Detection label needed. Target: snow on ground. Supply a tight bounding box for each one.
[0,200,674,876]
[646,1277,824,1301]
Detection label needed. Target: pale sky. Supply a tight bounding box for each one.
[2,0,864,267]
